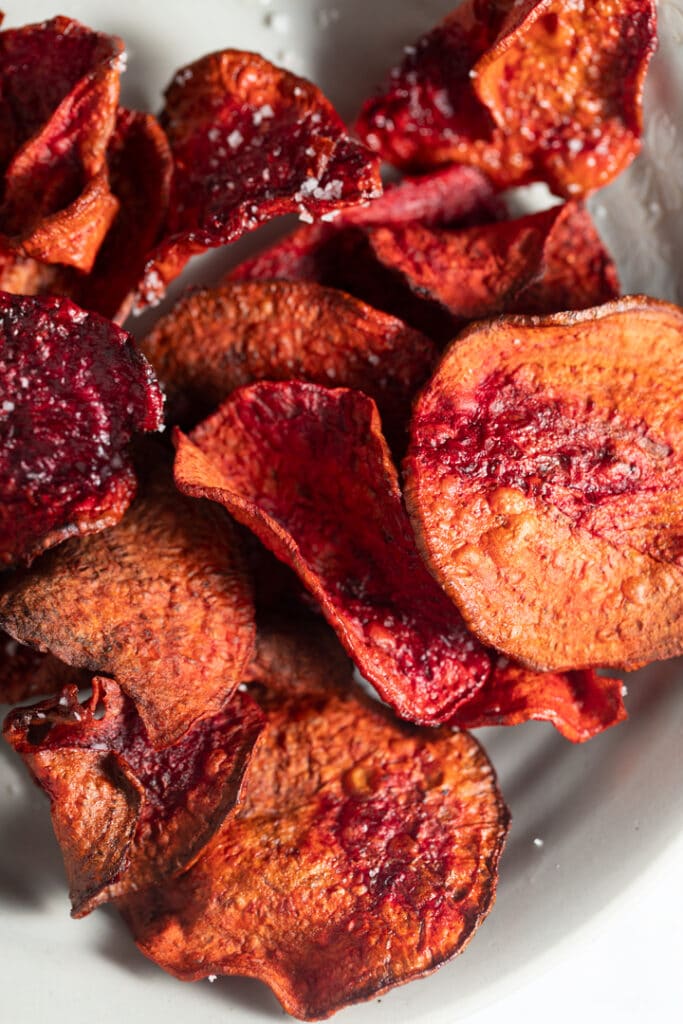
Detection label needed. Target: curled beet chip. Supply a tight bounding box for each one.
[141,280,437,443]
[0,16,124,269]
[244,612,354,698]
[406,296,683,672]
[0,292,163,567]
[356,0,657,197]
[4,677,264,915]
[0,459,255,747]
[138,50,381,305]
[0,630,88,705]
[120,630,509,1020]
[174,382,493,725]
[75,108,173,322]
[172,381,622,742]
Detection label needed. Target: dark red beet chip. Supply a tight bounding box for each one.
[0,629,88,705]
[138,50,381,306]
[3,678,265,916]
[0,291,163,567]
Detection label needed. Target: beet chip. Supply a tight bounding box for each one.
[138,51,381,305]
[4,677,264,916]
[0,630,88,706]
[0,461,255,747]
[141,280,437,441]
[406,297,683,672]
[356,0,657,197]
[0,292,163,567]
[0,16,123,269]
[174,382,493,725]
[120,640,509,1019]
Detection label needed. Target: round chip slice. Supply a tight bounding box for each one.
[406,296,683,671]
[120,643,509,1020]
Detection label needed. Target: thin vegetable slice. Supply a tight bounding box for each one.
[406,296,683,671]
[356,0,657,197]
[0,460,255,747]
[0,292,163,567]
[0,630,88,705]
[3,678,264,915]
[140,280,437,442]
[120,635,509,1020]
[139,50,381,305]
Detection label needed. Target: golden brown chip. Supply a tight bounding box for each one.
[120,645,509,1019]
[406,296,683,671]
[141,280,437,442]
[4,678,264,915]
[0,459,255,747]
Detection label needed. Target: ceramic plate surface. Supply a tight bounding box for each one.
[1,2,682,1022]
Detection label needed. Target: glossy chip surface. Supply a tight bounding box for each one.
[4,678,264,915]
[120,635,509,1020]
[141,280,437,441]
[139,50,381,304]
[356,0,657,197]
[0,292,163,566]
[0,461,255,746]
[406,297,683,671]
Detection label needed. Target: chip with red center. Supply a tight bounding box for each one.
[173,381,626,741]
[3,677,264,916]
[0,291,163,567]
[406,296,683,671]
[0,16,123,269]
[119,631,510,1020]
[356,0,657,197]
[0,459,255,747]
[140,280,437,444]
[138,50,382,305]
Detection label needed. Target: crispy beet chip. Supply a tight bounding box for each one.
[0,629,88,705]
[174,382,492,724]
[0,16,124,269]
[0,292,163,567]
[138,51,381,305]
[141,280,437,442]
[120,640,509,1019]
[75,109,173,322]
[0,460,255,747]
[356,0,657,197]
[509,202,620,315]
[244,613,354,698]
[4,677,264,915]
[406,296,683,672]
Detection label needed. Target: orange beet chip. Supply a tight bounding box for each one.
[406,296,683,672]
[356,0,657,197]
[174,382,493,725]
[0,16,123,270]
[120,641,509,1019]
[0,460,255,747]
[0,292,163,567]
[141,280,437,442]
[138,50,381,305]
[0,630,88,705]
[3,677,264,916]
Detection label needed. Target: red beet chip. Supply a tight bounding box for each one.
[0,16,124,270]
[3,677,264,916]
[0,630,88,706]
[140,280,437,444]
[173,381,625,742]
[75,108,173,322]
[119,630,509,1020]
[0,291,163,567]
[138,50,382,306]
[356,0,657,197]
[0,458,256,748]
[405,296,683,672]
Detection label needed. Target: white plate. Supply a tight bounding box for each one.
[2,2,683,1022]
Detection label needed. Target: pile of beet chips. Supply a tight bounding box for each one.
[3,3,681,1019]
